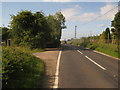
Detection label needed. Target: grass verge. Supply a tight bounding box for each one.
[67,39,120,59]
[85,42,120,58]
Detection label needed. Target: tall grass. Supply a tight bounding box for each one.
[86,42,119,58]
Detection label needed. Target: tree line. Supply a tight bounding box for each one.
[86,11,120,45]
[1,10,66,48]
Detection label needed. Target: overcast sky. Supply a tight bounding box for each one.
[0,0,119,40]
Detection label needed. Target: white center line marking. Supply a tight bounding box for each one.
[85,56,106,70]
[53,50,62,88]
[77,50,83,54]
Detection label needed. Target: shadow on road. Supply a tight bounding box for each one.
[45,44,92,52]
[61,44,92,51]
[42,66,55,88]
[45,48,61,51]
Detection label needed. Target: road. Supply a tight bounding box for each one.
[58,44,119,88]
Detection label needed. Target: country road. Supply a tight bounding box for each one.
[57,44,119,88]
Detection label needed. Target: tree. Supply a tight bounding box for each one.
[46,12,66,47]
[31,11,51,48]
[99,28,111,43]
[10,10,34,46]
[10,10,51,48]
[55,12,66,40]
[105,28,111,43]
[9,10,66,48]
[2,27,10,41]
[111,11,120,44]
[111,28,118,44]
[46,15,58,47]
[99,31,106,43]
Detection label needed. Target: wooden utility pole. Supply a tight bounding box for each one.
[118,1,120,12]
[75,25,77,39]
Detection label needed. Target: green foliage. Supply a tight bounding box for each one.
[9,10,66,48]
[112,11,120,30]
[2,47,44,88]
[111,11,120,43]
[67,36,119,58]
[10,11,48,48]
[87,43,98,50]
[66,11,120,59]
[1,10,66,89]
[1,27,10,41]
[87,42,119,58]
[46,12,66,47]
[105,28,111,39]
[67,37,90,47]
[99,28,111,43]
[99,31,107,43]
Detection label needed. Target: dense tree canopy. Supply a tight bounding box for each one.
[1,27,9,41]
[111,11,120,40]
[46,12,66,47]
[8,10,66,48]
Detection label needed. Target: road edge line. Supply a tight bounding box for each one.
[93,50,120,61]
[85,48,120,60]
[53,50,62,88]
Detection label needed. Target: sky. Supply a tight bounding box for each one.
[0,0,119,40]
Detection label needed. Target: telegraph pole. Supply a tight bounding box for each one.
[75,25,77,39]
[118,1,120,12]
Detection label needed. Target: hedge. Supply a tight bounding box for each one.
[2,47,44,88]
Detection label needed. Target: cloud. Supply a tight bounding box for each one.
[61,5,97,22]
[98,3,117,20]
[98,24,106,28]
[73,13,97,22]
[61,5,81,21]
[61,3,117,22]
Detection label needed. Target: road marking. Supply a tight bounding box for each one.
[53,50,62,88]
[85,56,106,70]
[77,50,83,54]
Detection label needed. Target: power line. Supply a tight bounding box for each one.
[118,1,120,11]
[79,5,118,27]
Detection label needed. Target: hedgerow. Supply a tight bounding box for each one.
[2,47,44,88]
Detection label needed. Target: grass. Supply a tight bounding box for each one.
[31,48,45,53]
[84,42,119,58]
[12,46,45,53]
[2,46,45,88]
[67,39,120,59]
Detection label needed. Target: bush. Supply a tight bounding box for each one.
[80,42,88,47]
[2,47,44,88]
[87,43,98,50]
